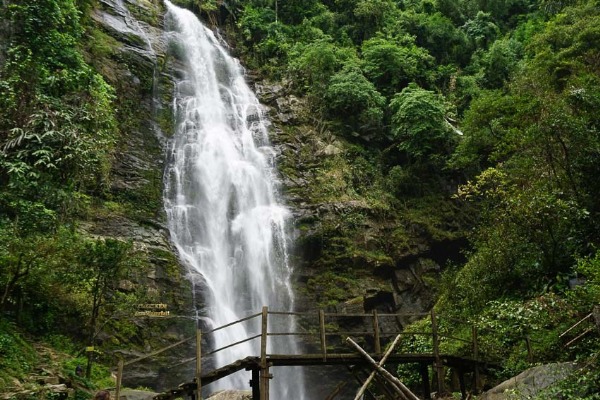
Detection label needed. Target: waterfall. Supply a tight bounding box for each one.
[163,2,305,398]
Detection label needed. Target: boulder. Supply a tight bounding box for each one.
[206,390,252,400]
[479,362,577,399]
[116,389,158,400]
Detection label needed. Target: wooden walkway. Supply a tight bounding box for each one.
[155,354,493,400]
[117,307,504,400]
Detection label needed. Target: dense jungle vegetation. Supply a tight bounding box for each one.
[0,0,159,392]
[1,0,600,397]
[186,0,600,396]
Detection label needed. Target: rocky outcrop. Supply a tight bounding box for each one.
[117,389,158,400]
[84,0,196,391]
[254,81,463,332]
[206,390,252,400]
[479,362,577,399]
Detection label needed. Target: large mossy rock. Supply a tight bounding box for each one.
[479,363,577,399]
[206,390,252,400]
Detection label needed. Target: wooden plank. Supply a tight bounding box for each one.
[565,327,594,347]
[209,312,262,334]
[205,334,262,356]
[324,381,347,400]
[420,363,431,400]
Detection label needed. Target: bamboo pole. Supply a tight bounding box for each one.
[260,307,270,400]
[372,310,381,355]
[346,337,420,400]
[123,336,193,366]
[196,327,202,400]
[431,310,444,394]
[353,334,402,400]
[471,325,480,393]
[320,310,327,361]
[325,381,347,400]
[559,313,593,338]
[115,359,123,400]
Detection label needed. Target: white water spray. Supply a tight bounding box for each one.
[163,2,305,398]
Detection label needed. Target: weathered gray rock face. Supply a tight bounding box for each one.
[117,389,158,400]
[479,362,577,399]
[86,0,196,391]
[206,390,252,400]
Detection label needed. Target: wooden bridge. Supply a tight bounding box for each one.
[115,307,505,400]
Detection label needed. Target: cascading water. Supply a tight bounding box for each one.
[163,2,305,398]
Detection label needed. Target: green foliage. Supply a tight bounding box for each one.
[398,9,471,65]
[569,252,600,309]
[478,37,523,88]
[361,36,433,95]
[535,361,600,399]
[462,11,501,48]
[390,83,455,161]
[352,0,397,41]
[288,40,358,92]
[324,66,386,135]
[306,271,361,307]
[0,0,117,219]
[472,296,571,367]
[0,319,37,389]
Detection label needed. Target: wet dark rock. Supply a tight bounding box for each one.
[118,389,158,400]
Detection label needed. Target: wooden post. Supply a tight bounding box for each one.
[115,359,124,400]
[457,369,466,400]
[260,306,270,400]
[431,310,444,395]
[319,310,327,361]
[420,363,431,400]
[472,325,480,393]
[372,310,381,355]
[250,368,260,400]
[196,327,202,400]
[525,336,533,363]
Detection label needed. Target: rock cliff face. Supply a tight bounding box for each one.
[82,0,467,391]
[255,81,466,333]
[84,0,195,390]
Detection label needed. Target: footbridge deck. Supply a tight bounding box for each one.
[116,308,507,400]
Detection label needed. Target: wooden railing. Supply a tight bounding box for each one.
[114,307,516,399]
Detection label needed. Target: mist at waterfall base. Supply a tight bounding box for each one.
[163,2,308,398]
